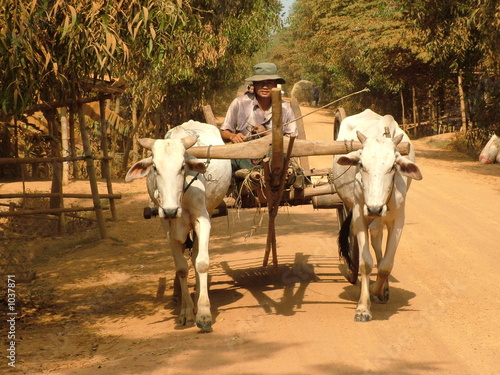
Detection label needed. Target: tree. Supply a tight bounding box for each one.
[0,0,284,167]
[275,0,436,117]
[399,0,500,134]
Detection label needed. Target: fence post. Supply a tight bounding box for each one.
[77,101,107,239]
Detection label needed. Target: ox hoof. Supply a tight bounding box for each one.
[370,280,390,303]
[196,314,213,332]
[177,310,195,328]
[377,288,390,303]
[177,316,195,328]
[354,311,372,322]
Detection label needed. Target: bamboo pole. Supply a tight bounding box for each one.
[69,108,79,179]
[77,101,107,239]
[0,206,110,217]
[0,156,113,164]
[23,94,114,116]
[60,107,70,185]
[0,193,121,199]
[45,109,66,234]
[99,96,117,220]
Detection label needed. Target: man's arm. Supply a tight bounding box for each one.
[220,96,251,143]
[282,103,298,136]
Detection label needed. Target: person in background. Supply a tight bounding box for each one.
[313,84,320,106]
[245,83,254,95]
[220,63,297,171]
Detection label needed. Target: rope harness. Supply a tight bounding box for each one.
[183,145,212,193]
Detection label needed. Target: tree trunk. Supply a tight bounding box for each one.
[429,90,437,134]
[458,71,467,132]
[45,108,66,234]
[99,96,117,220]
[60,107,70,185]
[120,95,152,174]
[412,86,419,131]
[69,108,79,179]
[400,90,405,130]
[77,101,107,239]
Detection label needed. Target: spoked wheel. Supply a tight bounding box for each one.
[337,205,359,284]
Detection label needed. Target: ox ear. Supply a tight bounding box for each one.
[181,135,199,150]
[138,138,156,150]
[356,131,367,144]
[125,157,153,182]
[393,133,404,146]
[395,154,423,180]
[337,150,361,166]
[185,159,206,174]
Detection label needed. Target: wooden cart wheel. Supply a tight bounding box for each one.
[337,205,359,284]
[334,107,346,140]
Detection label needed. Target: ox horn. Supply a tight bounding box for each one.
[393,133,404,146]
[356,131,367,144]
[138,138,156,150]
[181,135,199,150]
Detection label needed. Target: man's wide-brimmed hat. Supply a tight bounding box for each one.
[245,62,286,84]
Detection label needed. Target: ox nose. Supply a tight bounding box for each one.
[366,205,384,217]
[161,208,179,219]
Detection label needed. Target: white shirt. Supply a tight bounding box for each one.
[220,93,298,137]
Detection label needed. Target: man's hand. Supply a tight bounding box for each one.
[253,125,267,135]
[230,133,246,143]
[221,129,246,143]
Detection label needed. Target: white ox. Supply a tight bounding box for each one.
[479,134,500,164]
[125,120,231,331]
[333,109,422,322]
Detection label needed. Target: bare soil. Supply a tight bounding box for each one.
[1,107,499,375]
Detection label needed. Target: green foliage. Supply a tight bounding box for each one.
[0,0,189,116]
[269,0,498,136]
[399,0,499,133]
[269,0,432,114]
[0,0,283,123]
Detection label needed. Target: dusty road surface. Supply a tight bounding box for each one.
[1,107,499,375]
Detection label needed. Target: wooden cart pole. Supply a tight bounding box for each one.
[270,88,284,187]
[263,88,296,272]
[99,95,117,220]
[77,101,107,239]
[290,97,310,171]
[202,105,218,127]
[263,135,296,271]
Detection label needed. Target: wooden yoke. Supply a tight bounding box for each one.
[187,138,410,159]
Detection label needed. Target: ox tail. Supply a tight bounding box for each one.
[338,210,354,270]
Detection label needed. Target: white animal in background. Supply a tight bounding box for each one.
[125,120,231,331]
[479,134,500,164]
[333,109,422,322]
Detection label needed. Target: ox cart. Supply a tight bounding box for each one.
[191,89,410,283]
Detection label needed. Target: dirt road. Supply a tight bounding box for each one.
[2,107,499,374]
